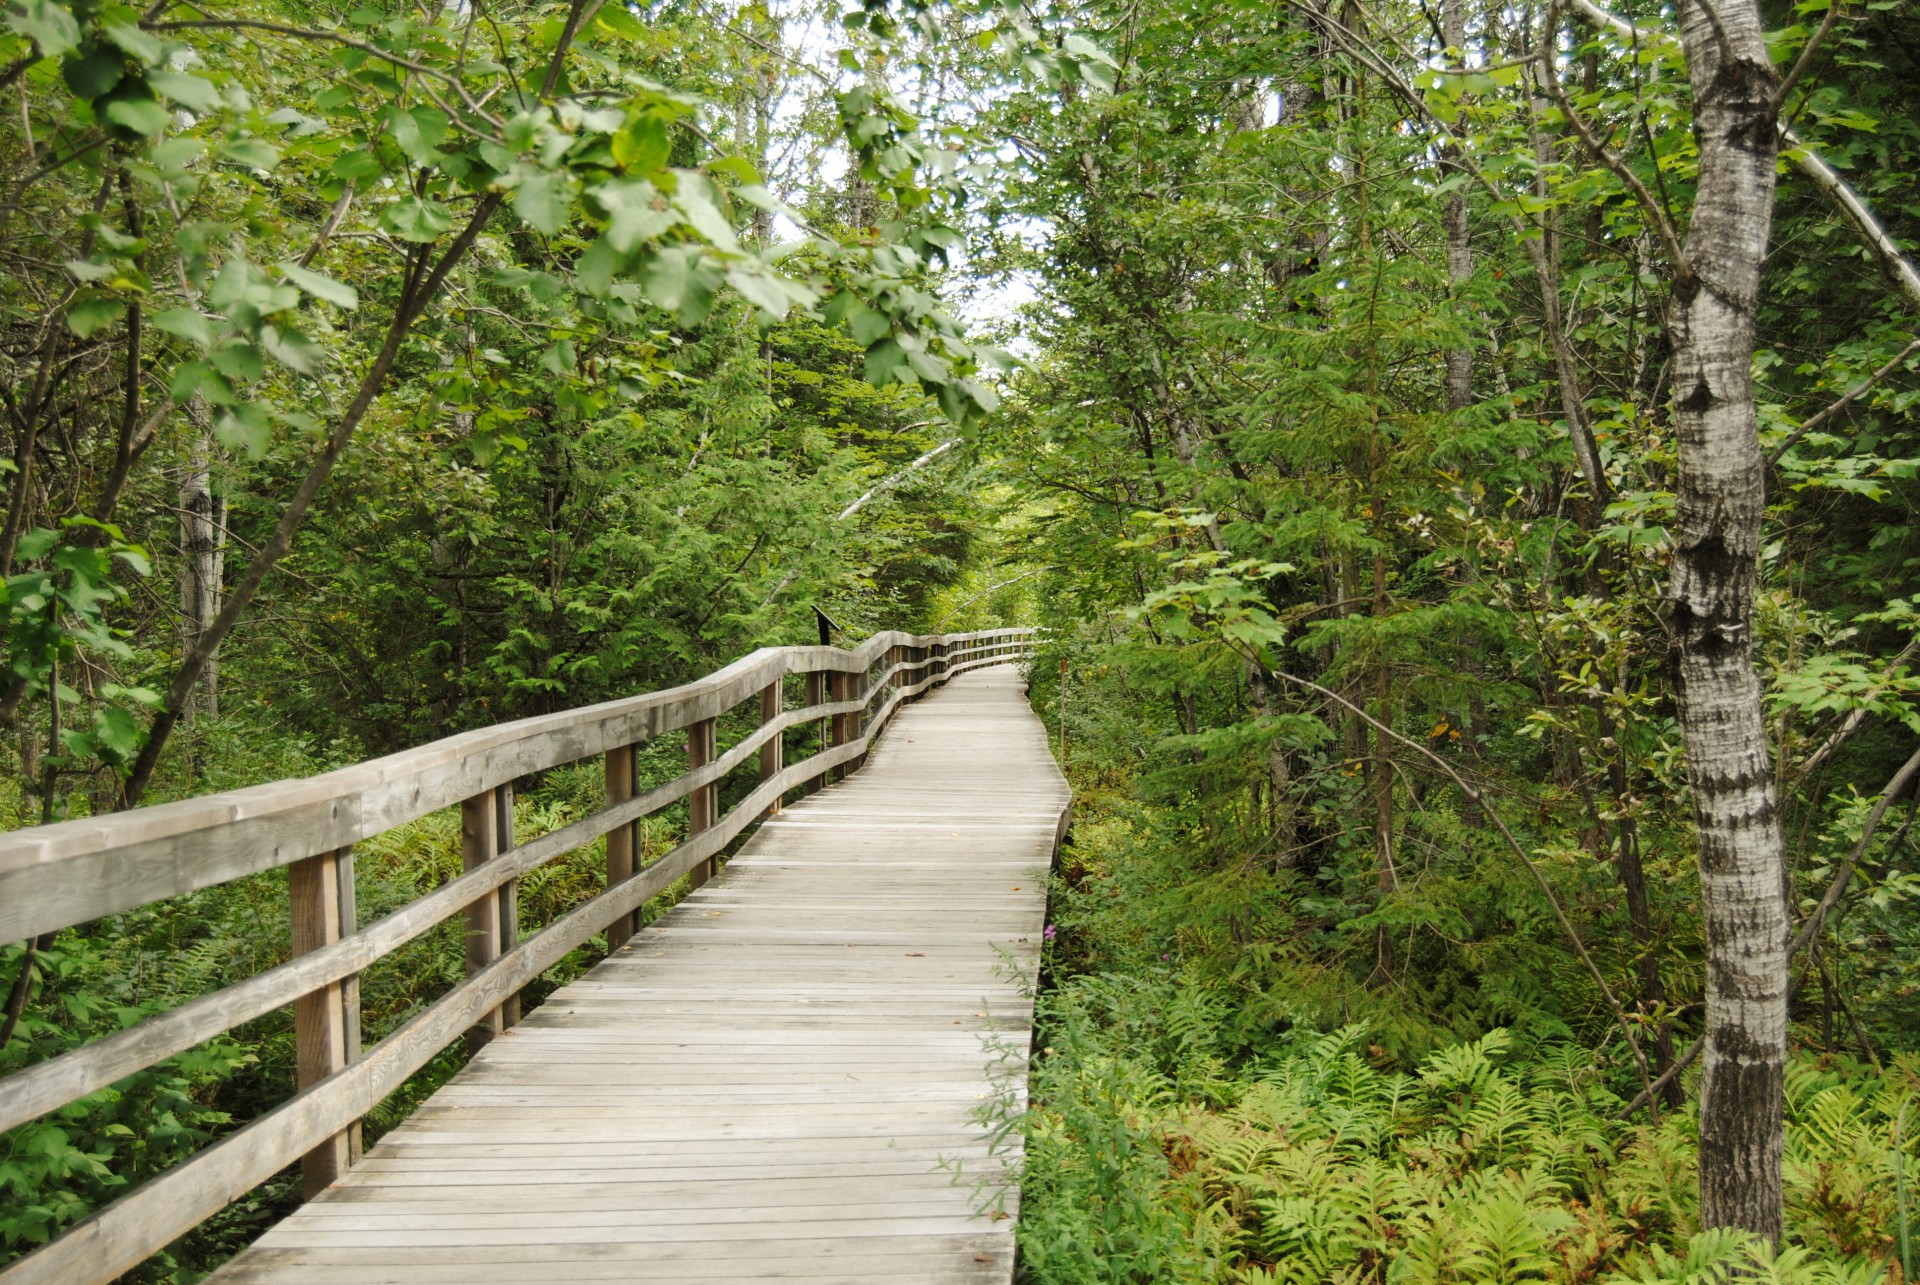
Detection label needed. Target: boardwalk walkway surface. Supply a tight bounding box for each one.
[212,667,1069,1285]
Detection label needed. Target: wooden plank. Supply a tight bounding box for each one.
[759,680,782,817]
[604,743,636,950]
[687,716,717,888]
[0,661,1056,1285]
[0,630,1036,942]
[289,850,349,1196]
[191,667,1065,1285]
[460,791,503,1051]
[493,785,520,1030]
[0,660,991,1137]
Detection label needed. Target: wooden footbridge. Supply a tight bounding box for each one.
[0,629,1067,1284]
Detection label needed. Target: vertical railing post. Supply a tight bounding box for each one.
[495,783,520,1029]
[759,679,782,817]
[290,846,351,1196]
[461,791,503,1052]
[687,715,717,887]
[334,846,363,1165]
[605,744,637,951]
[806,668,830,792]
[830,667,864,781]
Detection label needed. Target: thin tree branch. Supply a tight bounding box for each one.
[1787,743,1920,960]
[1771,0,1843,113]
[146,19,504,126]
[1541,2,1690,277]
[1767,336,1920,465]
[1265,665,1655,1091]
[1565,0,1920,313]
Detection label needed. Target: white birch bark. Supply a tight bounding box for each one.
[177,427,224,722]
[1665,0,1787,1240]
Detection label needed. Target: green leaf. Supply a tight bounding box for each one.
[612,113,671,173]
[1079,59,1115,92]
[864,337,907,386]
[103,93,168,137]
[593,4,647,40]
[67,295,124,338]
[906,349,950,386]
[381,196,454,242]
[100,22,163,64]
[390,105,448,163]
[539,338,575,374]
[7,0,78,55]
[847,302,889,347]
[219,137,281,169]
[210,341,263,383]
[277,262,358,310]
[670,172,740,253]
[15,528,58,561]
[168,360,231,405]
[332,149,387,182]
[149,307,218,347]
[260,323,324,374]
[212,403,272,459]
[573,237,625,296]
[512,171,572,236]
[147,70,220,111]
[641,245,720,325]
[1062,33,1118,66]
[62,45,124,98]
[725,265,797,318]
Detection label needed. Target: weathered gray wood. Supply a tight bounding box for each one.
[334,846,363,1166]
[686,716,717,888]
[0,641,1042,1285]
[0,629,1033,942]
[604,743,637,951]
[196,667,1066,1285]
[289,848,349,1196]
[759,680,782,818]
[494,785,520,1030]
[460,791,503,1052]
[0,668,975,1138]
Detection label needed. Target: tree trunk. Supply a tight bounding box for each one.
[1441,0,1474,411]
[178,429,224,724]
[1666,0,1786,1241]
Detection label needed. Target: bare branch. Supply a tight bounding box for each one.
[1772,0,1844,113]
[1768,336,1920,465]
[1788,743,1920,960]
[1540,2,1690,277]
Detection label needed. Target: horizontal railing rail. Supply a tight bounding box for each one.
[0,626,1038,1285]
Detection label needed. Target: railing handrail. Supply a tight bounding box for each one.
[0,626,1039,1285]
[0,627,1036,943]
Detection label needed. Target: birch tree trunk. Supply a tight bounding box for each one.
[1666,0,1787,1241]
[178,430,224,723]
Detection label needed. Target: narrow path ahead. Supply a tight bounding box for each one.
[214,667,1068,1284]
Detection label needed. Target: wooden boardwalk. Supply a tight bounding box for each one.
[212,666,1068,1285]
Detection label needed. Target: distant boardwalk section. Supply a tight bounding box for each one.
[212,666,1068,1284]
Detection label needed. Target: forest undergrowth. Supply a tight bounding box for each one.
[1005,767,1919,1285]
[1006,772,1920,1283]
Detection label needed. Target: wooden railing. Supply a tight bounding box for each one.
[0,627,1038,1285]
